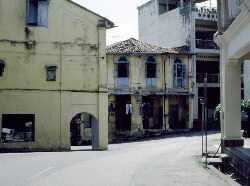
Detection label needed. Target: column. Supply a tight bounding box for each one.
[164,97,170,130]
[95,24,108,150]
[131,96,143,136]
[188,96,194,129]
[222,59,243,147]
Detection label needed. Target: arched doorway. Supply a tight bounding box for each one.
[70,113,99,149]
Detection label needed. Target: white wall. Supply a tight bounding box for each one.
[244,60,250,99]
[138,1,190,48]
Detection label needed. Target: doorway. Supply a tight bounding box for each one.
[115,95,131,133]
[70,113,99,149]
[142,96,163,130]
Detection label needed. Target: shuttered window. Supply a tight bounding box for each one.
[173,59,187,89]
[26,0,48,27]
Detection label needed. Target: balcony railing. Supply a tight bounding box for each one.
[197,73,220,83]
[117,78,129,88]
[196,39,219,50]
[146,78,157,89]
[194,7,218,21]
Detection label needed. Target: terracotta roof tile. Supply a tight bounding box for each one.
[106,38,190,55]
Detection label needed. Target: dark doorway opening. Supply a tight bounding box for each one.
[115,95,131,132]
[142,96,163,130]
[198,87,220,129]
[169,96,188,129]
[70,113,99,149]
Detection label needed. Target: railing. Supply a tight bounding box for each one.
[197,73,220,83]
[116,78,129,88]
[173,78,187,89]
[196,39,219,49]
[194,7,218,21]
[146,78,157,88]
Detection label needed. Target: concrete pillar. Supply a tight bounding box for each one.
[94,25,108,150]
[164,97,170,130]
[244,60,250,99]
[131,96,143,136]
[188,96,194,129]
[108,95,116,142]
[221,59,244,147]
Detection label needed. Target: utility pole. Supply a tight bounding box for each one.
[204,73,208,168]
[200,98,205,157]
[200,73,208,168]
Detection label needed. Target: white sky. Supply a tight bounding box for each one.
[73,0,217,45]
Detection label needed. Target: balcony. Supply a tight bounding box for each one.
[146,78,157,89]
[194,7,218,21]
[196,39,219,50]
[117,78,129,88]
[197,73,220,83]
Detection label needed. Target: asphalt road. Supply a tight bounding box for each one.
[0,132,235,186]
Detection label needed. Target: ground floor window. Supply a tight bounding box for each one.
[1,114,35,143]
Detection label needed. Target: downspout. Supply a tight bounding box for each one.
[163,54,166,132]
[96,23,101,148]
[59,44,63,149]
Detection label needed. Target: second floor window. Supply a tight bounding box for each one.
[173,59,187,89]
[146,56,156,78]
[146,56,157,88]
[0,60,6,77]
[26,0,49,27]
[116,57,129,87]
[117,57,129,78]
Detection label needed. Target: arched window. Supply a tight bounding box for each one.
[173,58,186,88]
[146,56,156,78]
[145,56,157,88]
[117,57,129,78]
[116,57,129,87]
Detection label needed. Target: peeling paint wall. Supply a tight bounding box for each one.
[107,53,194,140]
[0,0,109,151]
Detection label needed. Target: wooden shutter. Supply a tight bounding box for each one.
[38,0,48,27]
[26,0,38,25]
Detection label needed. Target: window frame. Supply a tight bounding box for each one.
[26,0,49,27]
[46,65,57,81]
[1,114,35,143]
[0,60,6,77]
[173,59,187,89]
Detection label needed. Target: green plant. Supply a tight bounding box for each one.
[214,99,250,117]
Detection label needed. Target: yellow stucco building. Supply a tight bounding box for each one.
[106,38,194,142]
[0,0,114,151]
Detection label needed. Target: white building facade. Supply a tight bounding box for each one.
[215,0,250,147]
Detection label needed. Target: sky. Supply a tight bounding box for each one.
[73,0,217,45]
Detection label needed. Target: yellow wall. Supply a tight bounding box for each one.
[0,0,109,151]
[107,53,194,138]
[107,54,192,91]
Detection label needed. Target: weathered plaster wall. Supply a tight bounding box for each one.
[138,2,189,48]
[0,0,109,151]
[107,53,194,140]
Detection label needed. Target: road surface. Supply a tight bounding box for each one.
[0,132,235,186]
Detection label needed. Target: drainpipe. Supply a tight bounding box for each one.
[59,44,63,149]
[163,55,166,132]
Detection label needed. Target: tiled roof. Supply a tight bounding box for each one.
[106,38,190,55]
